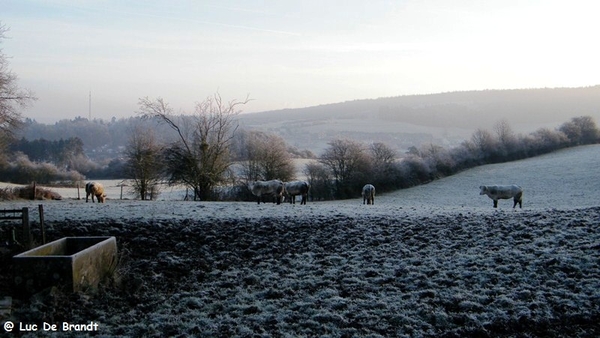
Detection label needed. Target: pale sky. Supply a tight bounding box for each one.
[2,0,599,123]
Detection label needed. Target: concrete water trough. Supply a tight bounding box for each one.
[13,236,117,295]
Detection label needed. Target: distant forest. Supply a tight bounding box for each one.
[16,116,313,163]
[18,116,169,161]
[244,86,600,128]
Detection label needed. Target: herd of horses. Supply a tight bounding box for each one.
[247,180,379,206]
[85,180,524,208]
[247,180,310,205]
[246,180,523,208]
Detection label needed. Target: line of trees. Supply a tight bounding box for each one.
[0,153,84,184]
[0,135,114,184]
[9,137,86,169]
[305,116,599,200]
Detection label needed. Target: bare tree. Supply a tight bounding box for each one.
[494,119,519,158]
[240,130,295,182]
[494,119,515,144]
[370,142,396,168]
[138,93,249,200]
[124,124,164,200]
[0,23,36,160]
[303,161,333,201]
[319,139,370,199]
[369,142,397,187]
[239,132,262,182]
[470,128,499,162]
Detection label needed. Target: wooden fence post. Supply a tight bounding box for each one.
[38,204,45,245]
[31,182,36,200]
[21,207,32,249]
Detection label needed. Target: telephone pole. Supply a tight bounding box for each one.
[88,90,92,120]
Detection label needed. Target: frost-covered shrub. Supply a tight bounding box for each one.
[559,116,600,145]
[0,184,61,201]
[0,153,84,184]
[398,155,432,187]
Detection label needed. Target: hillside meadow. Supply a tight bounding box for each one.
[0,145,599,337]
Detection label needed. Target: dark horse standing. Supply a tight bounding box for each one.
[362,184,375,205]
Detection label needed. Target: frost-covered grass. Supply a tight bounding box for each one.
[1,145,600,337]
[8,208,600,337]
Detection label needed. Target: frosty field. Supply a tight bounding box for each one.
[1,145,599,337]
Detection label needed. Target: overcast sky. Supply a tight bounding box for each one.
[3,0,599,123]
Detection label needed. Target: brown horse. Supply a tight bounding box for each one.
[85,182,106,203]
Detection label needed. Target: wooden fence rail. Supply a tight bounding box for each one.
[0,208,32,250]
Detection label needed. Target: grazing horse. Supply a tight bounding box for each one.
[85,182,106,203]
[284,180,310,205]
[479,185,523,208]
[248,180,285,204]
[362,184,375,205]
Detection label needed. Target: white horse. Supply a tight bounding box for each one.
[284,181,310,205]
[479,185,523,208]
[248,180,285,204]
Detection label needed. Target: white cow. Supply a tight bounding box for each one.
[362,184,375,205]
[248,180,285,205]
[479,185,523,208]
[284,181,310,205]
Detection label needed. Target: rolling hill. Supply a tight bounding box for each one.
[381,144,600,210]
[238,86,600,153]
